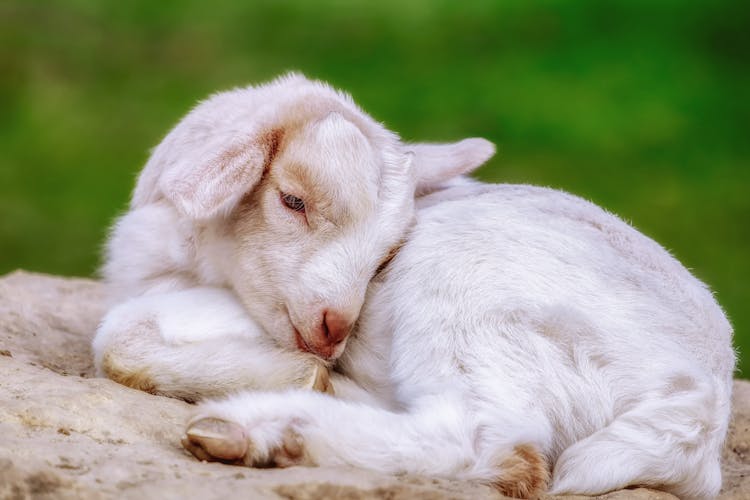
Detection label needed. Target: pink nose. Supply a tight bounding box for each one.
[305,310,353,359]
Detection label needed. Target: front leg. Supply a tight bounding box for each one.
[184,391,549,499]
[94,286,332,401]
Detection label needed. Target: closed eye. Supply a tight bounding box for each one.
[280,192,306,213]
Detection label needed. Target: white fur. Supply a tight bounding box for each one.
[191,182,734,498]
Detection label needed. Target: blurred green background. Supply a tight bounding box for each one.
[1,0,748,376]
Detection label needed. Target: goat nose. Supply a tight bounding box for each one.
[322,310,352,345]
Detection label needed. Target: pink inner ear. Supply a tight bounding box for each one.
[411,138,496,190]
[162,128,285,220]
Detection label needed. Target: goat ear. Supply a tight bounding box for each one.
[158,128,283,219]
[408,138,495,192]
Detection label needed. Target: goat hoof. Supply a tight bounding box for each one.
[183,417,248,462]
[307,363,334,395]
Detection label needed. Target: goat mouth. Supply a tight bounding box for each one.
[293,328,338,361]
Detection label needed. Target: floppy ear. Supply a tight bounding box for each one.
[408,137,495,192]
[158,127,283,220]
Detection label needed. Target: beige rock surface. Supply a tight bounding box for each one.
[0,270,746,499]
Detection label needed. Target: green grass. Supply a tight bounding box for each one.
[1,0,748,376]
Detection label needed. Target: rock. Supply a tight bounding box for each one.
[0,270,746,499]
[723,380,750,499]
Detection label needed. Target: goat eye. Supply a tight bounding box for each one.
[280,192,306,213]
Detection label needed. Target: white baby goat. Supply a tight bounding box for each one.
[182,124,734,497]
[93,74,734,499]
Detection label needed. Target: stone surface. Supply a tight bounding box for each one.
[0,270,747,499]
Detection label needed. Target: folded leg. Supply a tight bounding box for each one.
[549,378,728,500]
[93,287,331,401]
